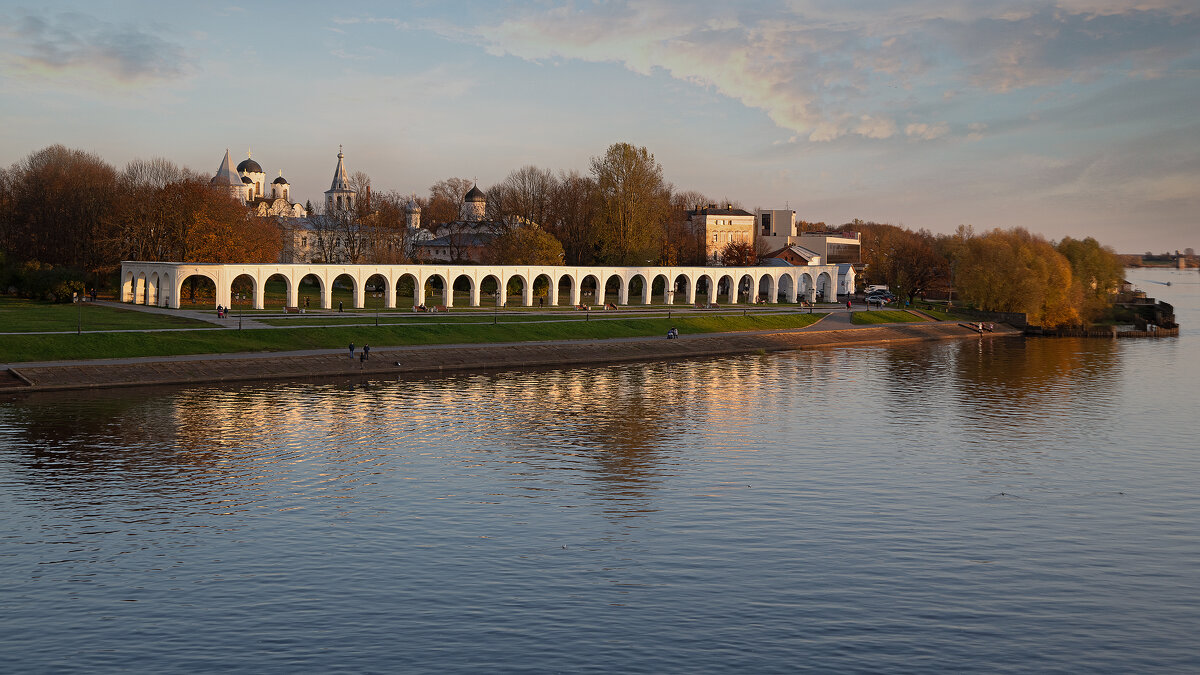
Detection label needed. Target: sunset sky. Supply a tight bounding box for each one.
[2,1,1196,252]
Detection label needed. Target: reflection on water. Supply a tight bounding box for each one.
[2,269,1198,673]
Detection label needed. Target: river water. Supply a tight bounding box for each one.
[2,268,1197,673]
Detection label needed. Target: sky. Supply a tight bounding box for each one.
[1,0,1197,253]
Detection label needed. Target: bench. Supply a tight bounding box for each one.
[432,305,449,313]
[284,306,301,314]
[575,304,589,310]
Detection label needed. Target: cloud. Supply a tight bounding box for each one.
[405,1,1200,143]
[0,11,189,84]
[905,122,950,140]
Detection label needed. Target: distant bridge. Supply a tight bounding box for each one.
[119,262,851,310]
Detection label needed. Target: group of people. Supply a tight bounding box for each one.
[349,342,371,362]
[666,327,680,339]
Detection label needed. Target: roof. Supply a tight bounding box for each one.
[272,175,289,184]
[241,176,253,184]
[764,244,822,262]
[237,157,263,174]
[688,206,754,217]
[464,184,486,202]
[328,147,351,192]
[211,149,242,186]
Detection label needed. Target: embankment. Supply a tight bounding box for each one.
[1,322,1020,393]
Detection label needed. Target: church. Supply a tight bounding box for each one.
[210,149,307,218]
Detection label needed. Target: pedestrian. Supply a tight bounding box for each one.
[846,299,852,310]
[363,344,370,360]
[217,304,224,319]
[349,342,355,358]
[338,301,343,312]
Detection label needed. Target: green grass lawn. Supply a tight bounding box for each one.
[0,311,827,363]
[851,310,929,325]
[0,297,212,333]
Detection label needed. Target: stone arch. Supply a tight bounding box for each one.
[424,273,449,308]
[331,272,357,311]
[580,274,601,307]
[532,272,555,307]
[736,273,754,304]
[557,273,577,306]
[122,269,136,302]
[717,273,736,304]
[602,273,623,306]
[229,272,257,312]
[651,273,670,304]
[799,272,815,302]
[757,274,776,304]
[365,272,390,309]
[816,271,833,302]
[299,272,327,309]
[395,272,419,308]
[263,272,291,309]
[177,272,217,308]
[671,273,690,305]
[157,272,173,307]
[778,273,795,303]
[480,274,503,306]
[696,273,716,305]
[629,273,649,305]
[503,272,530,306]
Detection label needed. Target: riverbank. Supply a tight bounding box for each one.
[0,321,1020,393]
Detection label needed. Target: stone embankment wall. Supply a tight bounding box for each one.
[1,323,1020,394]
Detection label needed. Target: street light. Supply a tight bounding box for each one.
[494,290,501,324]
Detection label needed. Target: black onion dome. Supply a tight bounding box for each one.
[237,158,263,173]
[241,176,253,183]
[273,175,289,184]
[464,184,486,202]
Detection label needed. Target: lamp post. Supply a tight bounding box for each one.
[494,290,501,324]
[75,290,82,335]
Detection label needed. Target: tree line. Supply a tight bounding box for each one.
[2,143,1126,326]
[856,222,1125,326]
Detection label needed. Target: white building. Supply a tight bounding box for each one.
[210,149,306,219]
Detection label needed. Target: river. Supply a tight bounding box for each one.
[2,268,1197,673]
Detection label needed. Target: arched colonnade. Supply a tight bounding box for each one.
[119,262,843,310]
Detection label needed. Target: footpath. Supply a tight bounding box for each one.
[0,317,1021,393]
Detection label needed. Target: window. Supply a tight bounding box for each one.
[713,234,718,243]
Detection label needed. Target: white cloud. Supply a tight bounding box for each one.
[403,0,1200,143]
[905,122,950,140]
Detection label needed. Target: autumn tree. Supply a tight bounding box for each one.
[661,189,709,266]
[1056,236,1124,323]
[487,226,564,265]
[955,228,1079,326]
[719,240,758,266]
[424,177,475,227]
[545,170,599,265]
[858,223,948,302]
[1,145,122,277]
[590,143,670,265]
[487,165,556,229]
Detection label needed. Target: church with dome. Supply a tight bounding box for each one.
[211,149,307,218]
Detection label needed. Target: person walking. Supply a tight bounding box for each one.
[338,301,343,312]
[349,342,355,358]
[363,344,370,360]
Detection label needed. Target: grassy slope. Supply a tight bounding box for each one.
[0,312,826,363]
[0,298,212,332]
[850,310,929,325]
